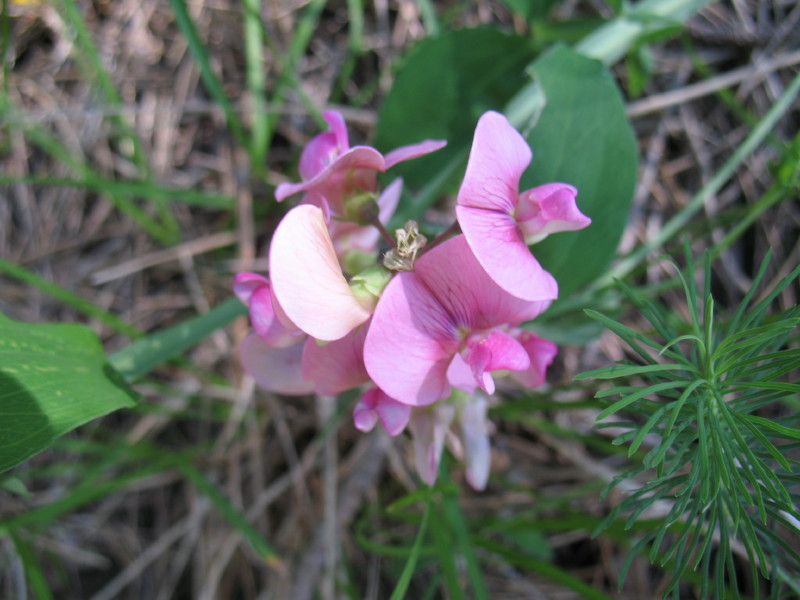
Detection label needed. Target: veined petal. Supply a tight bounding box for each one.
[509,331,558,388]
[456,111,530,214]
[364,271,458,406]
[446,353,479,394]
[270,204,372,341]
[301,324,369,396]
[415,234,554,329]
[354,387,411,436]
[459,395,491,491]
[383,139,447,170]
[456,206,558,302]
[239,333,315,395]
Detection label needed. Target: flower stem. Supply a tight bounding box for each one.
[422,221,461,254]
[370,217,398,249]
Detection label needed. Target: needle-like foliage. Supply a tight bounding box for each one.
[577,249,800,599]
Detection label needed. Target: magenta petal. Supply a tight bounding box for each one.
[270,205,372,341]
[301,325,369,395]
[233,272,268,305]
[323,110,349,151]
[239,333,315,395]
[383,139,447,170]
[275,146,384,203]
[456,206,558,302]
[446,353,479,394]
[517,183,591,243]
[460,395,490,491]
[298,131,340,180]
[456,111,531,213]
[364,272,458,406]
[415,234,554,328]
[409,404,455,486]
[509,331,558,388]
[354,387,411,436]
[464,342,496,394]
[249,285,303,347]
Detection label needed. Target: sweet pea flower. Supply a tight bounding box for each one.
[364,234,553,407]
[456,111,591,301]
[275,110,446,216]
[233,272,302,347]
[269,204,391,341]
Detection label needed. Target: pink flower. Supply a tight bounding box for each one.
[456,111,590,301]
[364,234,552,407]
[269,204,381,341]
[275,110,446,216]
[353,387,411,437]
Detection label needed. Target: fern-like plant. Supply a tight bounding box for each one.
[577,249,800,599]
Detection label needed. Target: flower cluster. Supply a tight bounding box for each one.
[235,110,590,489]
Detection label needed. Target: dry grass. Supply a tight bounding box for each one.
[1,0,798,598]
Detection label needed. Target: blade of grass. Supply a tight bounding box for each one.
[441,485,489,600]
[108,298,246,381]
[0,175,235,209]
[601,71,800,285]
[0,257,141,338]
[168,0,249,151]
[56,0,151,178]
[9,531,54,600]
[178,461,280,564]
[389,489,433,600]
[242,0,269,173]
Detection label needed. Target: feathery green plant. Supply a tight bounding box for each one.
[577,248,800,599]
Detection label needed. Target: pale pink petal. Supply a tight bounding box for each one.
[301,324,369,395]
[239,333,315,395]
[383,139,447,170]
[364,272,458,406]
[456,111,531,214]
[459,395,491,491]
[409,404,455,486]
[509,331,558,388]
[270,205,372,341]
[415,234,554,328]
[354,387,411,436]
[456,205,559,302]
[517,183,591,244]
[275,146,384,203]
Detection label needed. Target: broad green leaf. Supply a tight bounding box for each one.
[521,45,637,298]
[0,314,138,473]
[375,28,535,197]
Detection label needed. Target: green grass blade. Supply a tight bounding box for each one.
[0,257,141,338]
[178,461,279,563]
[242,0,269,171]
[389,490,433,600]
[168,0,249,150]
[602,71,800,285]
[9,531,55,600]
[108,298,246,381]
